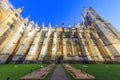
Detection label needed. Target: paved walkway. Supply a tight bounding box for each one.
[50,64,70,80]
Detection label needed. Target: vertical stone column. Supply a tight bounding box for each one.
[75,39,83,61]
[62,37,67,61]
[0,18,29,63]
[84,30,101,62]
[70,32,78,60]
[81,39,93,61]
[90,39,104,62]
[12,21,37,62]
[51,31,57,60]
[25,24,43,62]
[0,17,29,55]
[0,8,24,51]
[38,26,51,61]
[70,33,75,58]
[91,28,114,61]
[92,30,104,61]
[86,30,103,61]
[77,29,92,61]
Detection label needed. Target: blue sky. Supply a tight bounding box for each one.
[10,0,120,31]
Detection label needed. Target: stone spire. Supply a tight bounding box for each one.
[42,22,45,28]
[74,23,77,28]
[77,22,81,28]
[48,22,51,28]
[35,22,38,29]
[23,16,30,23]
[62,23,64,28]
[28,21,34,28]
[68,23,71,28]
[68,23,72,32]
[30,21,34,25]
[55,23,58,32]
[62,23,64,32]
[15,7,24,14]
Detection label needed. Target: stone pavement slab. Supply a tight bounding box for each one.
[50,64,69,80]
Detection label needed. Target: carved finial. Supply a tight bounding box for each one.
[30,21,34,25]
[68,23,71,28]
[15,7,24,14]
[62,23,64,28]
[55,23,58,31]
[42,22,45,28]
[35,22,38,28]
[27,21,34,29]
[74,23,77,28]
[55,23,58,28]
[27,16,30,19]
[23,16,30,23]
[28,21,34,28]
[21,6,24,10]
[48,22,51,28]
[77,22,81,28]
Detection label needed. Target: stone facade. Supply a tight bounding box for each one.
[0,1,120,63]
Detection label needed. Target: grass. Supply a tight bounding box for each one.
[0,64,48,80]
[1,63,120,80]
[70,64,120,80]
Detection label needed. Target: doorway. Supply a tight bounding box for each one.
[56,56,63,64]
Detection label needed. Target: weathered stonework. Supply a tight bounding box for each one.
[0,1,120,63]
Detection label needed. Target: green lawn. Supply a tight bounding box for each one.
[1,64,120,80]
[0,64,48,80]
[70,64,120,80]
